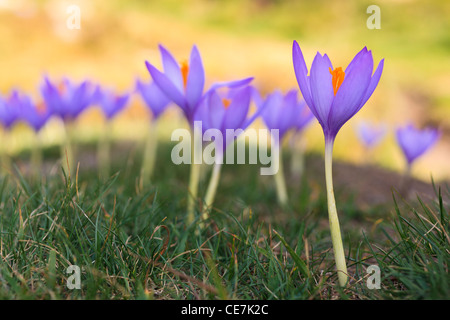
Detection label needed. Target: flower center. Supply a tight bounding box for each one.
[36,101,47,113]
[222,98,231,109]
[180,60,189,89]
[329,67,345,96]
[58,81,67,95]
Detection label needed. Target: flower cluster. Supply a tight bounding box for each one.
[0,42,442,287]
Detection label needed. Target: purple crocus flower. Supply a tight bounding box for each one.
[145,44,253,124]
[355,120,387,148]
[8,90,50,132]
[193,84,256,154]
[292,41,384,287]
[145,44,205,124]
[195,84,261,221]
[396,123,440,167]
[0,91,20,129]
[292,41,384,143]
[95,87,130,120]
[135,79,171,120]
[294,98,315,133]
[40,76,98,122]
[253,88,314,140]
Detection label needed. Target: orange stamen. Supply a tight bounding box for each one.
[58,81,67,95]
[329,67,345,96]
[222,98,231,109]
[36,101,47,114]
[180,60,189,89]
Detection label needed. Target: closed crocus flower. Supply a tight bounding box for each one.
[95,87,130,120]
[40,76,98,122]
[253,87,313,206]
[355,120,387,149]
[293,41,384,143]
[396,123,440,168]
[194,84,256,222]
[194,85,255,152]
[135,79,171,121]
[292,41,384,287]
[253,88,302,140]
[9,90,50,132]
[40,76,98,177]
[135,79,172,186]
[0,91,21,130]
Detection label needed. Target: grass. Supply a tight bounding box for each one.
[0,139,448,300]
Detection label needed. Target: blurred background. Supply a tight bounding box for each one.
[0,0,449,181]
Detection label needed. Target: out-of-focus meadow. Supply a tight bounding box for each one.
[0,0,449,181]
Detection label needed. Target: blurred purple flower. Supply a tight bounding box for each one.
[194,84,256,153]
[135,79,171,120]
[40,76,98,122]
[95,87,130,120]
[253,88,313,140]
[8,90,50,132]
[292,41,384,143]
[145,44,205,123]
[0,91,20,129]
[145,44,253,124]
[396,123,440,166]
[355,120,387,148]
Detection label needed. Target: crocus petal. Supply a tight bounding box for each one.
[185,45,205,115]
[136,80,171,119]
[260,90,283,131]
[207,77,254,94]
[207,90,226,131]
[309,52,334,129]
[221,86,252,133]
[344,47,369,76]
[358,58,385,109]
[251,86,264,109]
[277,90,298,138]
[158,44,184,92]
[327,50,373,135]
[292,41,313,109]
[146,61,187,112]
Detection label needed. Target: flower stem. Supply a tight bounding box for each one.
[274,149,288,207]
[61,122,74,179]
[324,139,348,287]
[98,121,112,180]
[202,161,223,222]
[187,127,202,225]
[31,131,43,182]
[140,121,158,187]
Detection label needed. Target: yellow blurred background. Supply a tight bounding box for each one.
[0,0,449,181]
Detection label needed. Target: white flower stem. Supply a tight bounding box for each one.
[98,120,112,180]
[274,149,288,207]
[187,127,202,225]
[61,121,75,179]
[31,131,43,182]
[324,139,348,287]
[202,161,223,222]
